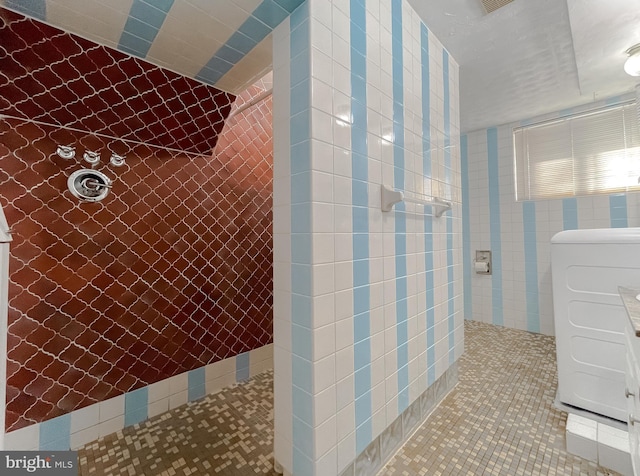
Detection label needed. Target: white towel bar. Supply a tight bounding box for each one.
[380,184,451,217]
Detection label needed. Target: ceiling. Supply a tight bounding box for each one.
[408,0,640,132]
[4,0,640,133]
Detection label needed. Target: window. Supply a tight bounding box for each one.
[514,102,640,201]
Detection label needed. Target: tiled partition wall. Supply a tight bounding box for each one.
[272,1,463,475]
[0,8,275,448]
[461,93,640,335]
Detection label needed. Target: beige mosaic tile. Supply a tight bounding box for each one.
[78,321,623,475]
[78,371,277,475]
[380,320,621,476]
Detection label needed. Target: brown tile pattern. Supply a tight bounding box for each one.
[78,370,278,476]
[0,8,234,155]
[0,74,273,432]
[76,322,622,476]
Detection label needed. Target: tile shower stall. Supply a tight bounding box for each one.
[0,8,273,448]
[0,0,464,474]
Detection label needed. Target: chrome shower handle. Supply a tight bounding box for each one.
[82,178,112,190]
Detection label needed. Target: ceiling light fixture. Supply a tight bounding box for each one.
[624,44,640,76]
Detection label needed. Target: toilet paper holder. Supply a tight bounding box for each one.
[475,250,491,275]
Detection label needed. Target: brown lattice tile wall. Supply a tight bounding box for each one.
[0,110,273,432]
[0,10,274,432]
[0,8,234,155]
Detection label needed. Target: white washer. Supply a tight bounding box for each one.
[551,227,640,422]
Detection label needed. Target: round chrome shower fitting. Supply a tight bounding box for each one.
[56,145,76,160]
[68,169,112,202]
[83,150,100,166]
[110,153,126,167]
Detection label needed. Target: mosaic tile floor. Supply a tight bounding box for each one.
[78,371,278,475]
[381,321,620,476]
[78,321,621,475]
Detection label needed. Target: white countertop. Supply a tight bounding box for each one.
[619,286,640,337]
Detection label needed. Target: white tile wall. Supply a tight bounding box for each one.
[273,1,462,474]
[464,92,640,335]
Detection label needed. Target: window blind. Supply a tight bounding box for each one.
[514,102,640,201]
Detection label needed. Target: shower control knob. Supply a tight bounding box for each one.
[110,153,126,167]
[68,169,112,202]
[56,145,76,159]
[626,387,635,398]
[83,150,100,166]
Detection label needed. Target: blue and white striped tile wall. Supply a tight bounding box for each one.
[421,24,437,386]
[3,0,305,94]
[359,0,463,464]
[2,345,273,451]
[462,93,640,335]
[443,50,456,366]
[273,1,462,475]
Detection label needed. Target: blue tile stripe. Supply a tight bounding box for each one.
[461,134,471,322]
[235,352,250,382]
[425,221,436,386]
[118,0,175,58]
[447,208,454,365]
[350,0,372,455]
[562,198,578,230]
[188,367,206,401]
[610,194,628,228]
[443,51,451,198]
[443,50,455,364]
[420,26,431,182]
[124,386,149,426]
[4,0,46,20]
[487,128,503,326]
[39,414,70,450]
[522,201,540,333]
[288,4,313,475]
[391,0,409,415]
[421,24,436,386]
[196,0,305,86]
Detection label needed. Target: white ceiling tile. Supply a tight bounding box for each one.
[146,1,233,79]
[409,0,640,132]
[184,0,259,23]
[146,35,206,78]
[46,0,133,46]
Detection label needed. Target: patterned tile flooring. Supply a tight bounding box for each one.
[380,321,620,476]
[78,372,278,476]
[78,321,621,475]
